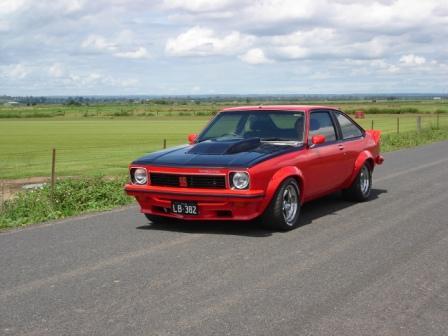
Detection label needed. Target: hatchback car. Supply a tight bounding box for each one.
[125,105,383,230]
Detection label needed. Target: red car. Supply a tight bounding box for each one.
[125,105,383,231]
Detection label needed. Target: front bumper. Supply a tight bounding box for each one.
[125,184,266,221]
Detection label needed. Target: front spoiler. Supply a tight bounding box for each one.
[124,184,265,198]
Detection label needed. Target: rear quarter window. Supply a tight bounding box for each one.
[336,113,363,139]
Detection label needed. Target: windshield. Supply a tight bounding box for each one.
[198,111,305,143]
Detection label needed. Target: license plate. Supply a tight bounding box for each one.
[171,201,198,215]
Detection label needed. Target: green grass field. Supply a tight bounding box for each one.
[1,100,448,179]
[0,118,209,179]
[1,99,447,119]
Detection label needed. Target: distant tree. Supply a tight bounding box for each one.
[66,98,82,106]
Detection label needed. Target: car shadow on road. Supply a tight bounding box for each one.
[136,188,387,237]
[299,188,387,227]
[137,219,272,237]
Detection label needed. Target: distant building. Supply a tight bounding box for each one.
[4,101,20,106]
[433,97,442,100]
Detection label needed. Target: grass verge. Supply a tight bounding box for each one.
[0,176,132,230]
[381,127,448,152]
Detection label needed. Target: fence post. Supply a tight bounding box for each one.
[397,117,400,134]
[1,180,4,212]
[51,148,56,198]
[417,116,421,132]
[371,120,374,130]
[437,112,440,129]
[163,139,167,149]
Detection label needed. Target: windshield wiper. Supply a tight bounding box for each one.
[261,137,303,145]
[196,137,212,143]
[197,135,242,143]
[261,137,292,141]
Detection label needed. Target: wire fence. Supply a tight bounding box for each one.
[1,114,447,190]
[355,113,447,134]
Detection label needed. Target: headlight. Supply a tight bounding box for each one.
[132,168,148,185]
[231,172,250,190]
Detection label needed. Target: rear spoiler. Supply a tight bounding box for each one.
[366,130,381,144]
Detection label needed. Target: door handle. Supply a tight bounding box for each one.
[338,145,344,150]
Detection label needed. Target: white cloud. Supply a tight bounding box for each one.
[370,59,400,73]
[114,47,150,59]
[165,26,254,56]
[81,33,150,59]
[166,0,448,35]
[64,72,138,89]
[82,34,117,52]
[2,64,30,79]
[0,0,27,15]
[240,0,321,25]
[331,0,445,32]
[399,54,427,66]
[266,28,391,61]
[163,0,245,12]
[240,48,272,64]
[62,0,87,13]
[48,63,65,77]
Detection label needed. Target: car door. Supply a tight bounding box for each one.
[302,110,349,196]
[333,110,365,181]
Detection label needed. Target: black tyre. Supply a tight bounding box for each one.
[261,178,301,231]
[342,163,372,202]
[144,214,171,224]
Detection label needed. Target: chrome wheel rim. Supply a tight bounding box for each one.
[360,166,371,195]
[282,184,299,225]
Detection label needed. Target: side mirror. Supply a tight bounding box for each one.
[311,134,326,146]
[188,133,198,144]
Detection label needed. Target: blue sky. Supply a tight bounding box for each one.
[0,0,447,95]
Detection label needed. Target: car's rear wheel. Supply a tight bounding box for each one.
[342,162,372,202]
[261,178,301,231]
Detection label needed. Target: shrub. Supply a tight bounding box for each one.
[111,111,130,117]
[0,176,133,229]
[0,112,21,118]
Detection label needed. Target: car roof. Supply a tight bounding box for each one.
[220,105,339,113]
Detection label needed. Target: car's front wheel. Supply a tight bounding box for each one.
[261,178,301,231]
[342,162,372,202]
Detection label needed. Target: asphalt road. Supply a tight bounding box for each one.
[1,141,448,336]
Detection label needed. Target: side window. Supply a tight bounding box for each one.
[309,111,337,142]
[336,113,363,139]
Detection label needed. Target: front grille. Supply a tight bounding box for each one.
[150,173,179,187]
[150,173,226,189]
